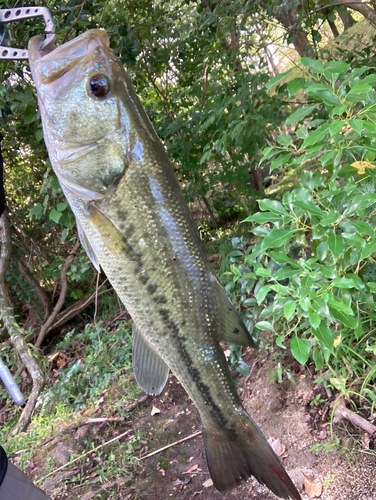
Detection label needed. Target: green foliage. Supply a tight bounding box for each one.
[40,321,132,412]
[222,60,376,396]
[226,343,250,389]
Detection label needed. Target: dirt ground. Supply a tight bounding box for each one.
[15,346,376,500]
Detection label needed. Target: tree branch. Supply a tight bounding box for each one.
[18,259,51,319]
[35,241,81,348]
[0,211,45,433]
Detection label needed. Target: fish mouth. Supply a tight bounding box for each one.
[28,29,110,84]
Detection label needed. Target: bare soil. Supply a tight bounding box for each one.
[13,346,376,500]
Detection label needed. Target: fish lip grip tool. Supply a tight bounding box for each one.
[0,356,24,406]
[0,6,56,60]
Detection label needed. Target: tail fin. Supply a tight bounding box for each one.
[202,409,301,499]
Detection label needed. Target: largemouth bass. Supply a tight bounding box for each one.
[28,30,300,499]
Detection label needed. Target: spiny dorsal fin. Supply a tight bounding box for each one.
[132,323,169,396]
[212,275,256,348]
[77,221,101,272]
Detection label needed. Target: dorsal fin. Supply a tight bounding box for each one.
[212,275,257,348]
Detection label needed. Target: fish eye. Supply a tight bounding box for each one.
[88,74,110,98]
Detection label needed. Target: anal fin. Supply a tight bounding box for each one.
[132,323,169,396]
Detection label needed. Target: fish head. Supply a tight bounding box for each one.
[29,30,134,200]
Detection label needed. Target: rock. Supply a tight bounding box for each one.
[49,441,76,465]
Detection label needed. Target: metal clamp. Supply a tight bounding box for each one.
[0,6,55,60]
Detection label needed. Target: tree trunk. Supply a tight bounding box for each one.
[273,6,315,57]
[0,211,45,434]
[251,167,265,197]
[338,1,376,28]
[328,19,340,38]
[338,7,356,30]
[202,196,218,227]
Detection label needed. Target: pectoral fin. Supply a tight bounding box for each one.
[212,275,257,348]
[132,323,169,396]
[77,221,101,272]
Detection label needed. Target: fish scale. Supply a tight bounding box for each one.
[28,29,301,499]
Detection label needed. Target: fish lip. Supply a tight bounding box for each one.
[28,29,110,72]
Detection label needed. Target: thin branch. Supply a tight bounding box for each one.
[139,431,202,460]
[334,399,376,435]
[35,241,80,348]
[38,428,135,483]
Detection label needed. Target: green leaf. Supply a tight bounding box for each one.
[332,277,357,288]
[329,120,343,136]
[243,212,282,223]
[268,251,301,268]
[320,264,337,279]
[311,297,330,318]
[277,134,292,146]
[360,238,376,259]
[274,267,301,280]
[256,284,273,305]
[348,271,366,289]
[343,193,376,217]
[24,105,38,124]
[347,83,372,95]
[49,209,62,224]
[330,308,358,329]
[297,125,308,139]
[317,241,329,261]
[61,228,69,243]
[57,202,68,212]
[287,78,305,96]
[291,200,324,217]
[323,61,350,81]
[265,69,292,90]
[351,220,374,238]
[349,119,363,135]
[305,83,340,106]
[29,203,43,220]
[327,295,353,314]
[301,125,329,149]
[262,146,278,159]
[308,309,321,329]
[261,228,294,250]
[327,232,345,259]
[285,103,318,125]
[276,336,287,349]
[284,300,297,321]
[301,57,324,74]
[313,348,324,370]
[236,360,250,376]
[258,199,288,216]
[313,322,334,352]
[319,210,341,226]
[270,153,293,172]
[341,232,365,247]
[255,321,274,331]
[290,337,310,365]
[362,74,376,85]
[255,268,272,278]
[253,226,270,238]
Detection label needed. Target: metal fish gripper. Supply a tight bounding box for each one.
[0,6,55,60]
